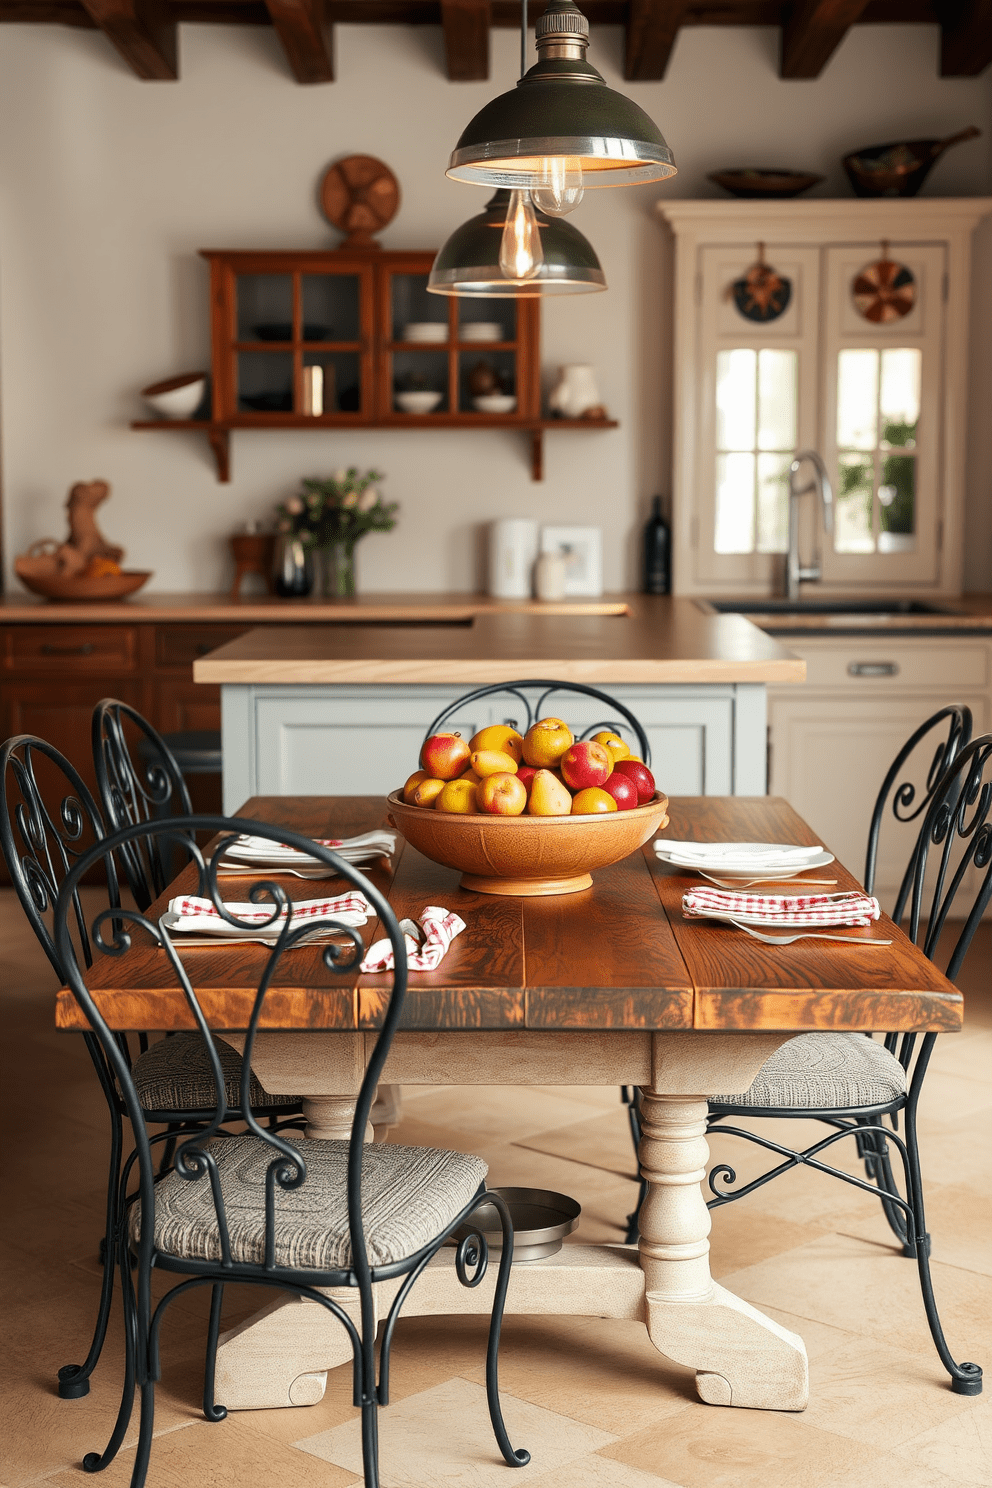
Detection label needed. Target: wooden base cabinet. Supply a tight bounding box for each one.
[768,635,992,907]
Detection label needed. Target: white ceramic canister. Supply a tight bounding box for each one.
[548,364,601,419]
[488,518,538,599]
[534,549,568,602]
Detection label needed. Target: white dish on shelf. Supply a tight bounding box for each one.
[473,393,517,414]
[396,390,443,414]
[404,322,448,343]
[461,322,504,342]
[141,372,206,420]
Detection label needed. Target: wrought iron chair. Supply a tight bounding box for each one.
[704,729,989,1397]
[0,733,302,1402]
[425,679,653,1244]
[56,814,530,1488]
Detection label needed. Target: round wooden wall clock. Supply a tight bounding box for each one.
[320,155,401,248]
[732,247,792,323]
[852,251,916,324]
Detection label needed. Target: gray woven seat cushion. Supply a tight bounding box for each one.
[713,1033,906,1110]
[133,1134,487,1270]
[133,1034,298,1112]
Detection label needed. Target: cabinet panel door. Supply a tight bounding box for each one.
[2,679,146,795]
[156,680,221,734]
[768,688,991,909]
[156,626,249,669]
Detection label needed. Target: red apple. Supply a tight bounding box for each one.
[516,765,538,792]
[601,772,639,811]
[560,740,612,790]
[612,758,656,803]
[420,732,471,781]
[477,772,527,816]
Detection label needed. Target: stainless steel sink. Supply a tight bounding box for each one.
[706,599,963,617]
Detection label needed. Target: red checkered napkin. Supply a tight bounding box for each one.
[167,892,372,933]
[360,906,466,974]
[682,887,881,927]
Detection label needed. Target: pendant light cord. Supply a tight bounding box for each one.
[520,0,528,78]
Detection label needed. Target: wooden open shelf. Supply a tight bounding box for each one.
[132,247,619,482]
[131,417,619,483]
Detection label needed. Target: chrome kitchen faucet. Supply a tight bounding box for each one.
[785,450,834,600]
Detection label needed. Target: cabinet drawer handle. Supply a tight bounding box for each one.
[40,643,95,656]
[848,661,899,677]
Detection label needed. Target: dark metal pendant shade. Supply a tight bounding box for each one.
[447,1,677,189]
[428,191,606,297]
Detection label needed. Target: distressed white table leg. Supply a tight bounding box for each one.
[303,1094,374,1143]
[370,1083,403,1140]
[638,1089,808,1411]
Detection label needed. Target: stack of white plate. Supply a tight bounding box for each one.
[213,831,396,877]
[404,322,448,343]
[461,322,503,342]
[654,839,834,880]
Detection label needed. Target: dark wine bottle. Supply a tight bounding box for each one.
[643,495,671,594]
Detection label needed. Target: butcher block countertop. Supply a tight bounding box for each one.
[190,594,807,686]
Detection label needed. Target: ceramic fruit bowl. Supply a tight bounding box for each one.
[17,570,153,602]
[386,790,669,896]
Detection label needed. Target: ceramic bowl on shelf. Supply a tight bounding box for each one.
[141,373,207,420]
[403,322,448,343]
[385,790,670,896]
[16,570,153,602]
[473,393,517,414]
[460,322,504,343]
[708,169,824,199]
[395,390,443,414]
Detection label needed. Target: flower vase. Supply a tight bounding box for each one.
[322,540,357,599]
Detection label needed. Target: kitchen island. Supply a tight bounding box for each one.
[192,595,805,810]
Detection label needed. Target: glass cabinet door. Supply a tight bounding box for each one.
[223,261,372,420]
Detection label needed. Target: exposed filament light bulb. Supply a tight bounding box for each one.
[531,157,585,216]
[499,190,544,280]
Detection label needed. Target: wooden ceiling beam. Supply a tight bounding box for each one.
[623,0,691,81]
[780,0,871,78]
[441,0,490,80]
[77,0,177,79]
[940,0,992,76]
[263,0,334,83]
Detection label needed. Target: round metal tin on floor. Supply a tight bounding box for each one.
[454,1187,581,1262]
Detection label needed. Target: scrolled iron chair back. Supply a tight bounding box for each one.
[54,814,409,1303]
[425,679,652,767]
[864,704,972,906]
[0,733,118,978]
[904,732,992,983]
[92,700,193,909]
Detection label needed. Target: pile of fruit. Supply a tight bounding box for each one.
[400,718,657,817]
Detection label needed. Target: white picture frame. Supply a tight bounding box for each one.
[539,526,603,597]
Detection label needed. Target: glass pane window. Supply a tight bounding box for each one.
[835,347,921,554]
[714,348,797,554]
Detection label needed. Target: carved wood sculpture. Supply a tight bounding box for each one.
[320,156,400,249]
[15,479,125,585]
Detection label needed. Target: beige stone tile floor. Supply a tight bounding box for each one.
[2,888,989,1488]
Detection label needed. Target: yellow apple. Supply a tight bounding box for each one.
[469,724,523,764]
[435,778,478,814]
[522,717,573,768]
[411,777,446,808]
[402,770,428,803]
[593,731,631,763]
[420,732,471,780]
[571,787,618,815]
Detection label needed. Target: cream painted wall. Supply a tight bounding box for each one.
[1,21,989,595]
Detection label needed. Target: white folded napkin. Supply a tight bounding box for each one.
[220,831,396,869]
[682,887,880,928]
[657,839,823,863]
[163,891,372,943]
[360,906,466,974]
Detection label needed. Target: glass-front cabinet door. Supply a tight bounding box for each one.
[821,243,945,588]
[205,252,375,422]
[375,256,538,422]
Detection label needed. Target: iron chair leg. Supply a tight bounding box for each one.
[857,1118,914,1253]
[58,1098,125,1398]
[483,1191,530,1468]
[202,1284,228,1422]
[621,1087,647,1244]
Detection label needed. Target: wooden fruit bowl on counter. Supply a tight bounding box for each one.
[16,569,152,602]
[386,790,670,896]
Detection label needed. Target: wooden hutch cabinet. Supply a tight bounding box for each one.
[132,249,612,481]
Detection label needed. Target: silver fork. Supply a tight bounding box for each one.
[696,868,838,889]
[727,918,891,947]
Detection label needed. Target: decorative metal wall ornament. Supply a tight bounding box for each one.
[731,244,792,323]
[852,242,916,323]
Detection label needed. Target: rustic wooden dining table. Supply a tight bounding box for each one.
[56,794,963,1417]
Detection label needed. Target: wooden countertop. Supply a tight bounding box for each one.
[190,595,807,686]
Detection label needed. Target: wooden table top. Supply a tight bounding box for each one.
[55,795,962,1037]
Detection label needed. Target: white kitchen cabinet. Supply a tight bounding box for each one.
[767,635,992,906]
[658,198,991,599]
[220,681,768,813]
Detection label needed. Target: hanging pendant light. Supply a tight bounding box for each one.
[447,0,677,196]
[428,189,606,297]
